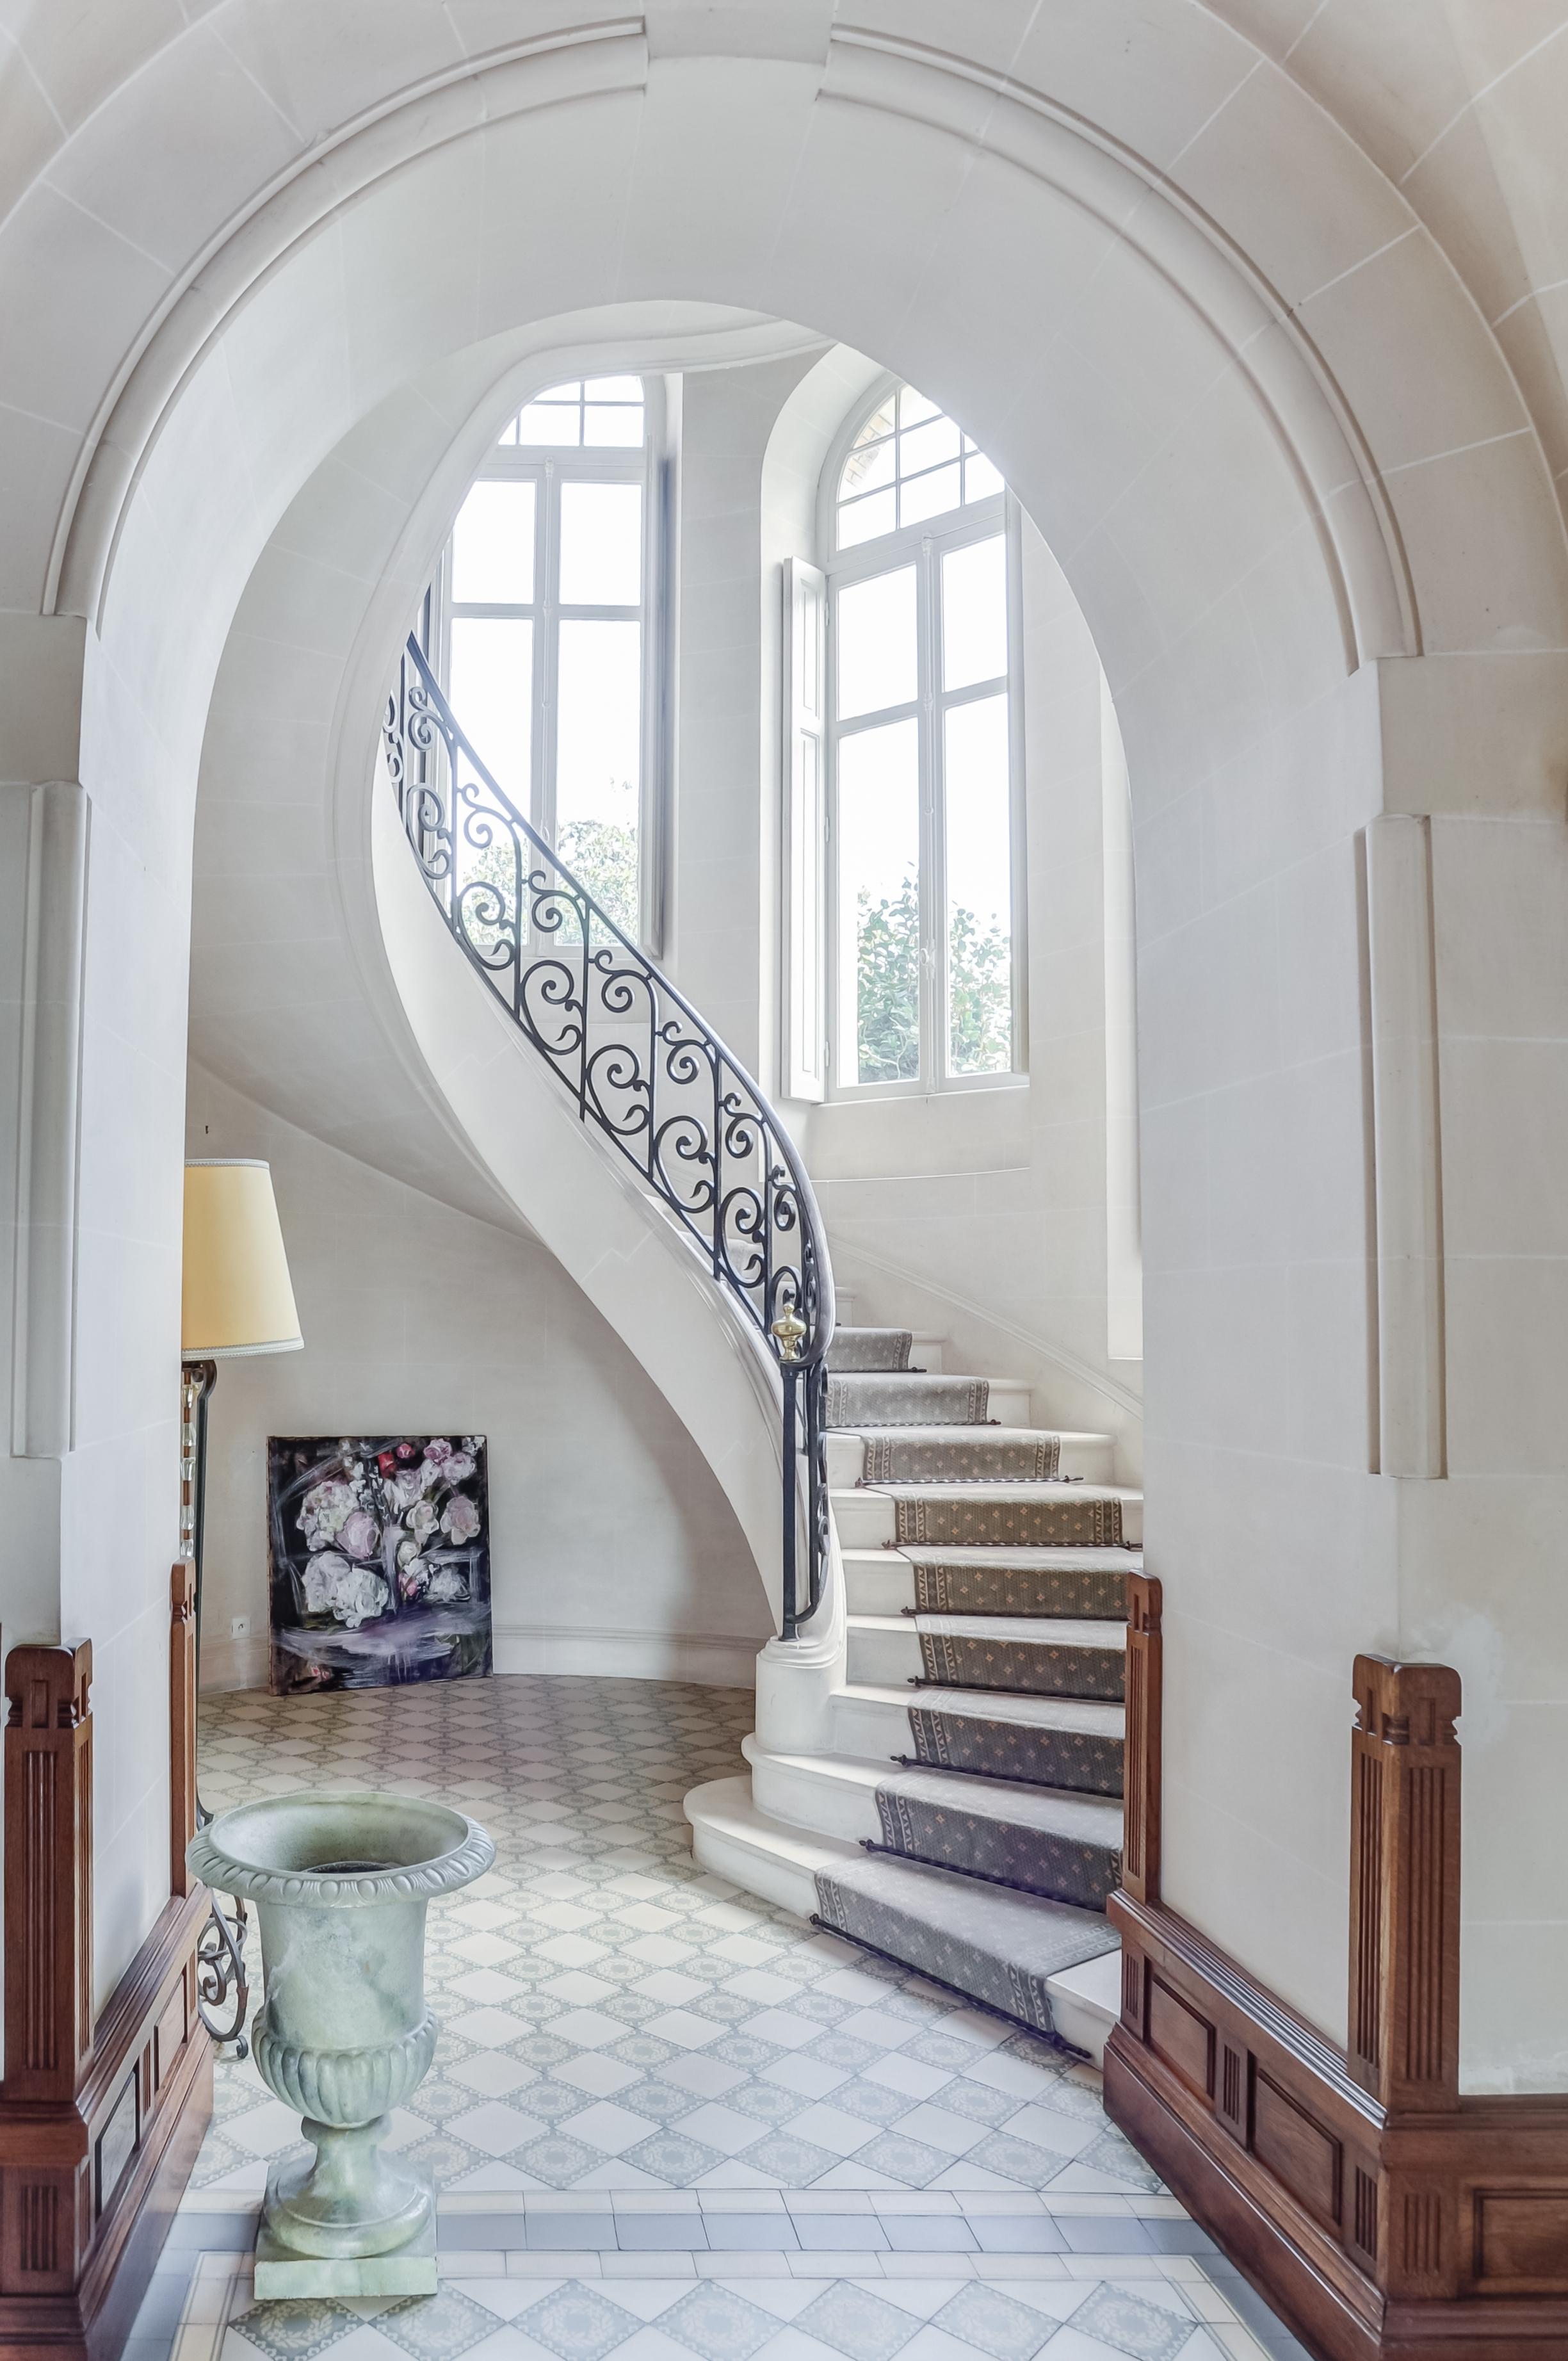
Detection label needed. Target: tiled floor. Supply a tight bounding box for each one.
[130,1678,1309,2361]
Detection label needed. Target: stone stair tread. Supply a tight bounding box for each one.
[880,1764,1123,1846]
[812,1851,1120,2017]
[850,1424,1099,1447]
[842,1679,1125,1737]
[855,1479,1138,1502]
[886,1545,1143,1572]
[850,1611,1126,1650]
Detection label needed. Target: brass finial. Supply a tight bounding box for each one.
[771,1306,807,1363]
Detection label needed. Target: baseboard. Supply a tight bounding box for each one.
[1105,1893,1568,2359]
[0,1886,212,2361]
[198,1632,269,1692]
[493,1623,763,1687]
[200,1625,763,1692]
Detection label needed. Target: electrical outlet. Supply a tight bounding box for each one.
[230,1615,252,1641]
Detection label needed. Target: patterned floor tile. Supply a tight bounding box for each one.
[194,1679,1135,2202]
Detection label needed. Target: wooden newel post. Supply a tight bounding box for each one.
[1348,1654,1461,2114]
[1121,1573,1162,1906]
[3,1641,94,2105]
[170,1562,198,1899]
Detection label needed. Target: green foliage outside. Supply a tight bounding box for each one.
[852,873,1011,1082]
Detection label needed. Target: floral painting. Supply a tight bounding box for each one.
[266,1434,491,1694]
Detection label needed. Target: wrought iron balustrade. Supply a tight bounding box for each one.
[382,632,834,1635]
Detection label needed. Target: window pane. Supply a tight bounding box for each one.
[584,405,645,447]
[900,388,941,428]
[559,482,642,606]
[839,435,895,499]
[516,399,580,446]
[556,619,642,935]
[900,461,962,527]
[942,534,1007,690]
[449,618,532,812]
[944,693,1013,1076]
[900,415,960,476]
[838,718,920,1085]
[853,397,896,447]
[837,487,896,549]
[836,565,916,719]
[451,480,535,605]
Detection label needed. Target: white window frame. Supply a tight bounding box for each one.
[816,381,1028,1100]
[435,377,673,953]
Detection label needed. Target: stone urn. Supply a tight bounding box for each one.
[188,1791,493,2296]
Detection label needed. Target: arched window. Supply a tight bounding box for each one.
[793,380,1023,1095]
[436,376,667,945]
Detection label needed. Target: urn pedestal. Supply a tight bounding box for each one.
[188,1792,493,2296]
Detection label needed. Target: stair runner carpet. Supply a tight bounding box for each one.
[827,1326,912,1372]
[812,1324,1132,2046]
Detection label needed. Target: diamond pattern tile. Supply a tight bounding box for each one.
[195,1678,1137,2195]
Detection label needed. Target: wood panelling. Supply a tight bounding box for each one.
[1348,1657,1460,2114]
[1147,1972,1214,2101]
[1120,1573,1161,1904]
[0,1609,211,2361]
[4,1644,93,2104]
[168,1563,197,1902]
[1106,1649,1568,2359]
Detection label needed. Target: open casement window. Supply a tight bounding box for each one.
[432,375,670,951]
[812,382,1026,1097]
[782,559,827,1101]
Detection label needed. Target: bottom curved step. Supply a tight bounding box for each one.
[684,1774,1122,2065]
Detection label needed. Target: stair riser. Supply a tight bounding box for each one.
[845,1548,1138,1624]
[690,1818,822,1917]
[833,1489,1143,1550]
[873,1790,1121,1913]
[826,1691,1124,1799]
[748,1749,882,1845]
[827,1430,1111,1488]
[845,1624,1125,1699]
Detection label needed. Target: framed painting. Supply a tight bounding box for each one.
[266,1434,492,1694]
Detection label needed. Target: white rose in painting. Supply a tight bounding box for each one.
[408,1498,437,1543]
[338,1507,380,1561]
[442,1452,475,1485]
[300,1479,355,1548]
[391,1468,424,1510]
[425,1565,469,1604]
[442,1493,481,1544]
[302,1550,352,1614]
[332,1565,389,1628]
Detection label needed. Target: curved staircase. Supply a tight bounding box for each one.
[686,1318,1141,2068]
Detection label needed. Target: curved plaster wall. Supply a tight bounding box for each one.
[4,15,1567,2075]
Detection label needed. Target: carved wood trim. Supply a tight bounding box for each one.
[1121,1572,1161,1904]
[168,1564,197,1901]
[1348,1656,1461,2115]
[4,1643,93,2105]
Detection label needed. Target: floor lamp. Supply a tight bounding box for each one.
[181,1157,302,2047]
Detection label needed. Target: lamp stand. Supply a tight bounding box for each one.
[180,1355,251,2055]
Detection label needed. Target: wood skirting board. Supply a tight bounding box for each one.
[1104,1651,1568,2360]
[0,1583,213,2360]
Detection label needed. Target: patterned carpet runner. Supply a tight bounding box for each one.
[825,1372,987,1427]
[913,1617,1125,1701]
[889,1488,1124,1548]
[863,1427,1060,1482]
[905,1550,1132,1619]
[813,1853,1119,2033]
[871,1768,1122,1910]
[815,1322,1131,2044]
[827,1326,912,1371]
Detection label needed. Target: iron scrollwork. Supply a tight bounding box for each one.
[383,633,836,1634]
[195,1885,252,2056]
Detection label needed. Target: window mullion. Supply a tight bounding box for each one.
[917,533,940,1093]
[538,459,559,847]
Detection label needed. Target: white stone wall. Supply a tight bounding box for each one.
[186,1064,767,1692]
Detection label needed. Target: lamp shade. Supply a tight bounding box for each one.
[182,1159,302,1358]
